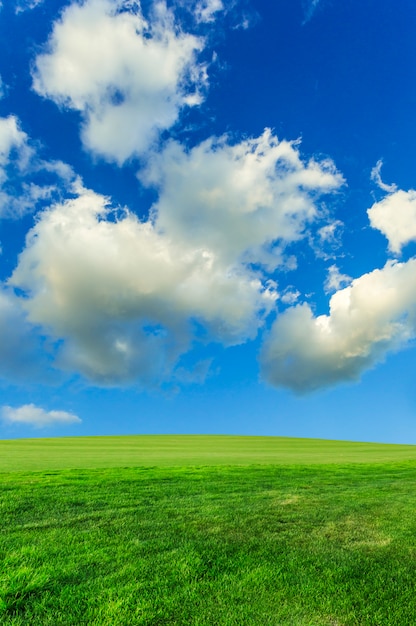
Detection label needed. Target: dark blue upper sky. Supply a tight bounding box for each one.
[1,0,416,442]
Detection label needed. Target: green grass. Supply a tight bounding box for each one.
[1,436,416,624]
[1,434,416,472]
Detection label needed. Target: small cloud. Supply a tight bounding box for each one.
[280,287,301,305]
[15,0,44,13]
[371,160,398,194]
[368,188,416,254]
[324,264,351,293]
[194,0,224,23]
[1,404,81,428]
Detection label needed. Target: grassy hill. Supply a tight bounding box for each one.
[1,435,416,625]
[1,433,416,472]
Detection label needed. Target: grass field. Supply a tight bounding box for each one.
[2,434,416,472]
[1,436,416,625]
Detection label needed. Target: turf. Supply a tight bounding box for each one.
[1,436,416,625]
[1,434,416,472]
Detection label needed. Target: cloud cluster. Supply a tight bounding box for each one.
[1,404,81,428]
[33,0,208,164]
[10,184,274,384]
[8,128,343,386]
[261,258,416,392]
[4,0,416,397]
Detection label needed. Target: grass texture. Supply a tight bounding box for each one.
[1,436,416,625]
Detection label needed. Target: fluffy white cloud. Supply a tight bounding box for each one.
[7,128,346,386]
[1,404,81,428]
[260,258,416,392]
[10,184,275,384]
[33,0,207,164]
[368,189,416,254]
[141,129,344,268]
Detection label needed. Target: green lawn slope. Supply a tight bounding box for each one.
[1,434,416,472]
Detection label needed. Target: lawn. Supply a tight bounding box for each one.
[1,434,416,472]
[1,436,416,625]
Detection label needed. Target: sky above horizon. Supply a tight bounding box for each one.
[1,0,416,443]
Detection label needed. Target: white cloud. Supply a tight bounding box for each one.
[371,160,398,194]
[368,189,416,254]
[0,115,77,219]
[324,264,351,293]
[0,115,32,170]
[141,129,344,268]
[194,0,223,23]
[10,184,275,385]
[15,0,44,13]
[1,404,81,428]
[260,258,416,392]
[33,0,207,164]
[6,128,346,387]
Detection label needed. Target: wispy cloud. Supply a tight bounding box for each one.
[1,404,81,428]
[302,0,322,24]
[371,160,398,194]
[15,0,44,14]
[0,115,76,219]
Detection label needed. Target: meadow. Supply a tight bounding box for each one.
[1,435,416,625]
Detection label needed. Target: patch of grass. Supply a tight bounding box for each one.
[2,462,416,625]
[1,434,416,472]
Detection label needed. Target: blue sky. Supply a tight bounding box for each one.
[1,0,416,443]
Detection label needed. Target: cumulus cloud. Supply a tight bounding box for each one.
[141,129,344,268]
[1,404,81,428]
[10,184,275,385]
[260,259,416,392]
[368,189,416,254]
[5,127,346,386]
[33,0,207,164]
